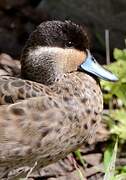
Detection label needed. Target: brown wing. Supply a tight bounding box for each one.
[0,76,52,105]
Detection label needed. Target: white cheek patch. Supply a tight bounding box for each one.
[29,46,75,58]
[29,46,64,56]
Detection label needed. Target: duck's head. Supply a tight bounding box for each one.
[21,20,118,85]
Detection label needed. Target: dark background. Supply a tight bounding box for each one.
[0,0,126,64]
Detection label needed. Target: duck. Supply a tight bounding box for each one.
[0,20,118,178]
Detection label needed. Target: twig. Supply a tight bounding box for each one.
[124,39,126,48]
[25,161,37,179]
[71,156,85,180]
[105,29,110,65]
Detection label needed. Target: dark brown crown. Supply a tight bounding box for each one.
[23,20,90,51]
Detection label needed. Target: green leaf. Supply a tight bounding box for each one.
[104,143,114,171]
[103,138,118,180]
[114,173,126,180]
[113,48,126,61]
[74,149,85,167]
[110,109,126,140]
[101,58,126,107]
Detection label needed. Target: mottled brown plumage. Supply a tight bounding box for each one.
[0,73,102,172]
[0,20,117,179]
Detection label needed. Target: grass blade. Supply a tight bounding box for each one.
[103,138,118,180]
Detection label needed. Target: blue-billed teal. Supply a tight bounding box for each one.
[0,21,118,177]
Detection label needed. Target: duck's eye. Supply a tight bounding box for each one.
[65,41,74,48]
